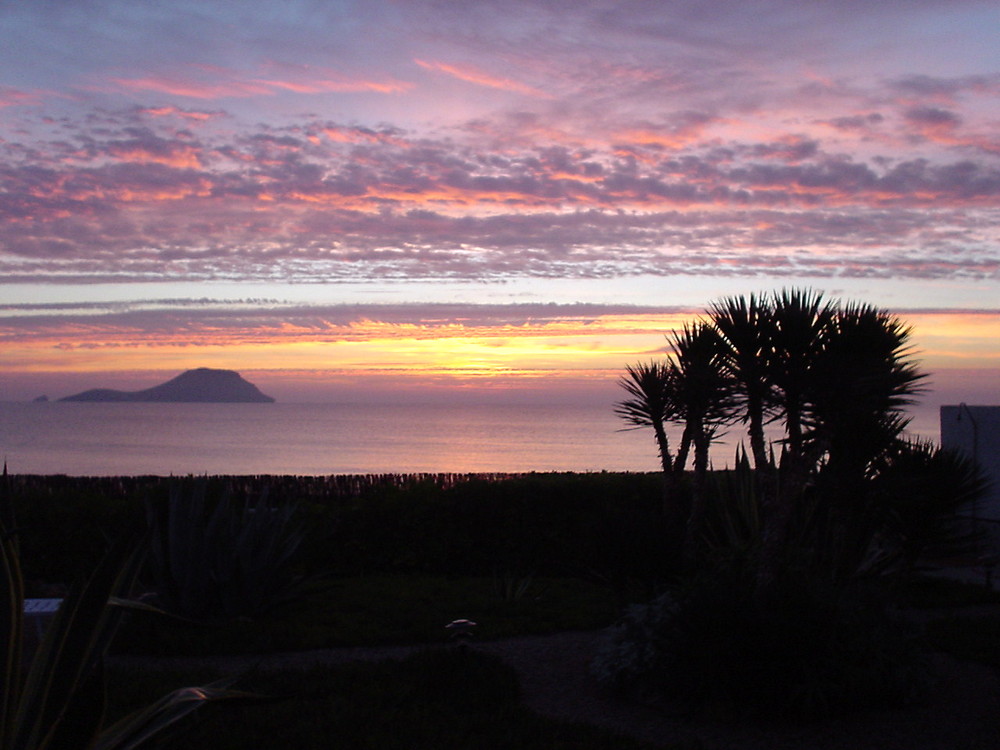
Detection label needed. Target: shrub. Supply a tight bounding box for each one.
[870,442,990,569]
[592,569,932,721]
[5,475,136,587]
[925,615,1000,668]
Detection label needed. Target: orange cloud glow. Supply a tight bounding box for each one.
[2,305,996,408]
[138,106,221,121]
[256,77,411,95]
[0,312,690,378]
[907,311,1000,368]
[106,144,204,168]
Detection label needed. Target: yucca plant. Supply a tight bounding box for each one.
[1,467,249,750]
[143,482,309,622]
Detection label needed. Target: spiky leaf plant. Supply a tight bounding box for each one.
[144,482,309,622]
[871,441,991,570]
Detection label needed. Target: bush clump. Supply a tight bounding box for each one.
[592,569,932,721]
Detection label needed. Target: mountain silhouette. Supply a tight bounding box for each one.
[59,368,275,403]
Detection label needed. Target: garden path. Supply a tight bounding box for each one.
[112,625,1000,750]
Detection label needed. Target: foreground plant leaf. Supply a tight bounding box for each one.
[1,465,254,750]
[95,677,260,750]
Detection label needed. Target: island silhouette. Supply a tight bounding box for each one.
[59,368,275,403]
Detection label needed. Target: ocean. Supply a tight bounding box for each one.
[0,401,662,476]
[0,399,944,477]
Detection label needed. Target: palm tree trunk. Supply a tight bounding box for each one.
[652,420,686,546]
[653,421,673,476]
[683,425,711,561]
[674,423,693,477]
[755,448,813,594]
[747,394,769,472]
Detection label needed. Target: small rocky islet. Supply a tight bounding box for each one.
[58,368,274,403]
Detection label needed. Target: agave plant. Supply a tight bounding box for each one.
[143,482,309,622]
[1,468,248,750]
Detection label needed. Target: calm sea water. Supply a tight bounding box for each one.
[0,401,663,476]
[0,399,944,477]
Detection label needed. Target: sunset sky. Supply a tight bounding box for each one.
[1,0,998,427]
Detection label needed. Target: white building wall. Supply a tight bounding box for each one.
[940,404,1000,522]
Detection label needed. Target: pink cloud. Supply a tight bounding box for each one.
[109,63,411,100]
[889,74,1000,106]
[253,77,410,95]
[318,124,408,147]
[902,107,1000,155]
[415,59,550,98]
[2,100,998,285]
[0,86,42,108]
[110,74,273,100]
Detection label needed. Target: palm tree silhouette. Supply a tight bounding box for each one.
[708,292,776,473]
[615,360,687,538]
[807,301,928,491]
[766,288,836,463]
[618,288,931,587]
[666,321,738,554]
[615,360,676,476]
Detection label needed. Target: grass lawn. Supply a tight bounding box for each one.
[115,573,619,656]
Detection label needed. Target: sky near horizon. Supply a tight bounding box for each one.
[1,0,998,420]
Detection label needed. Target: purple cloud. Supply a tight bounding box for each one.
[1,0,998,289]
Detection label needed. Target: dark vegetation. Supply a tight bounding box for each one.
[602,288,996,719]
[9,472,666,593]
[10,472,658,657]
[5,466,999,744]
[5,471,670,748]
